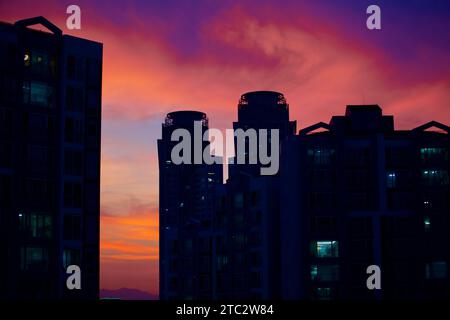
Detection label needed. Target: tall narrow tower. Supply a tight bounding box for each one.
[158,111,222,299]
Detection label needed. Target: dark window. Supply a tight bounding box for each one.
[26,179,49,202]
[64,215,81,241]
[308,147,335,165]
[64,149,83,176]
[20,246,49,271]
[66,86,84,111]
[0,143,11,167]
[65,118,83,143]
[67,55,76,79]
[64,182,82,208]
[426,262,447,279]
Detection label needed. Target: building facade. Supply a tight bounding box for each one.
[281,105,450,299]
[0,17,102,299]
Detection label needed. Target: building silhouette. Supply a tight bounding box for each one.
[159,94,449,300]
[281,105,450,299]
[0,17,102,299]
[158,111,222,299]
[212,91,296,299]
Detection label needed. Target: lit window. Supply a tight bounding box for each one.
[63,249,80,268]
[422,170,449,186]
[424,216,431,232]
[19,213,52,238]
[311,241,339,258]
[24,50,31,67]
[426,262,447,279]
[386,172,396,188]
[217,255,228,271]
[311,264,340,281]
[420,147,447,163]
[315,287,334,300]
[23,81,54,107]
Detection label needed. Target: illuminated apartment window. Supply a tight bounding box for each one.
[311,264,340,281]
[63,249,80,268]
[217,255,228,271]
[424,216,431,232]
[426,262,447,279]
[20,246,48,271]
[420,147,448,163]
[23,81,54,107]
[422,170,449,186]
[311,240,339,258]
[24,49,31,67]
[315,287,334,300]
[19,213,52,238]
[386,172,396,188]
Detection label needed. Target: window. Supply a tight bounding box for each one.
[314,287,334,300]
[64,182,82,208]
[66,86,84,111]
[20,246,48,271]
[386,172,396,188]
[64,215,81,241]
[311,241,339,258]
[65,118,83,143]
[426,262,447,279]
[311,216,338,234]
[420,147,448,164]
[23,81,54,107]
[308,147,335,165]
[251,191,259,207]
[234,193,244,208]
[19,213,52,238]
[422,170,449,186]
[28,146,48,172]
[184,239,193,253]
[24,49,56,76]
[217,255,228,271]
[67,55,77,79]
[63,249,80,268]
[26,179,49,201]
[0,143,11,167]
[424,216,431,232]
[0,108,13,136]
[311,264,340,281]
[64,149,83,176]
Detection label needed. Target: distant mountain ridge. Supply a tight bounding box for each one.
[100,288,158,300]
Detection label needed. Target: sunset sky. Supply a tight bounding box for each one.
[1,0,449,297]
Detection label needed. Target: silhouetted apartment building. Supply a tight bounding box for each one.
[213,91,296,299]
[158,111,222,299]
[281,105,450,299]
[0,17,102,299]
